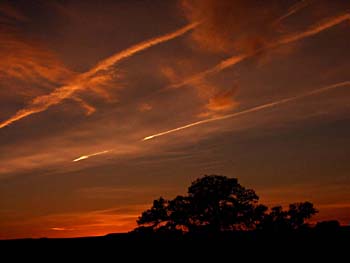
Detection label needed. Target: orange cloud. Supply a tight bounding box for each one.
[206,88,239,112]
[160,61,239,116]
[51,227,74,231]
[188,79,239,117]
[161,66,180,83]
[169,13,350,90]
[0,31,74,84]
[181,0,314,55]
[139,103,153,112]
[0,22,198,129]
[72,97,96,116]
[181,0,286,54]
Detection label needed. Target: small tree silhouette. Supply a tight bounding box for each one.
[288,202,318,229]
[258,202,318,231]
[136,175,318,233]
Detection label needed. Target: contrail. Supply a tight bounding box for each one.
[143,81,350,141]
[72,150,110,162]
[0,22,199,129]
[276,0,312,23]
[169,13,350,89]
[278,13,350,45]
[87,22,200,77]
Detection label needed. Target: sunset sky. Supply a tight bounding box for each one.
[1,0,350,239]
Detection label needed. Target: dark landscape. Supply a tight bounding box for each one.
[2,175,349,256]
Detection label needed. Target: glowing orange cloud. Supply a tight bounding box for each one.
[170,13,350,89]
[0,22,199,129]
[72,97,96,116]
[51,227,74,231]
[0,31,74,84]
[205,88,238,112]
[143,81,350,141]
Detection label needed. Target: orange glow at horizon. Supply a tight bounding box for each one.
[3,200,348,239]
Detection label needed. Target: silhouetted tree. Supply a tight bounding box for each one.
[288,202,318,229]
[259,202,318,231]
[259,206,289,231]
[167,195,192,231]
[137,175,266,232]
[187,175,261,231]
[137,197,169,229]
[136,175,318,233]
[136,195,192,232]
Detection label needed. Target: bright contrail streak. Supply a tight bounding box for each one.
[169,13,350,89]
[72,150,110,162]
[143,81,350,141]
[0,22,199,129]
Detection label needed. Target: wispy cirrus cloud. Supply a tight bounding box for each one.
[181,0,282,54]
[0,2,73,85]
[0,22,198,129]
[168,13,350,90]
[0,30,74,85]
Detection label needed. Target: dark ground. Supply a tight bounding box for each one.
[1,227,349,260]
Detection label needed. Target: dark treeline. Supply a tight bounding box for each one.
[135,175,343,234]
[1,175,349,258]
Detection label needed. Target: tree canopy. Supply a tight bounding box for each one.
[136,175,318,233]
[259,202,318,232]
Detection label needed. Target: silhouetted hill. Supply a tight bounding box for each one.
[1,227,349,259]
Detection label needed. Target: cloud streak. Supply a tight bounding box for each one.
[87,22,199,76]
[169,13,350,89]
[0,22,198,129]
[143,81,350,141]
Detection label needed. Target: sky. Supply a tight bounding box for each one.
[0,0,350,239]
